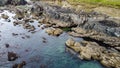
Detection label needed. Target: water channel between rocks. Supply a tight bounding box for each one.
[0,10,105,68]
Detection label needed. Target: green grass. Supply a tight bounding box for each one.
[60,27,71,32]
[68,0,120,8]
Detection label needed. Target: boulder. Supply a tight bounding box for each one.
[65,38,75,46]
[46,28,63,36]
[53,28,63,36]
[1,14,9,19]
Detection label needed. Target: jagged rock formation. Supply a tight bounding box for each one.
[69,28,120,50]
[66,38,120,68]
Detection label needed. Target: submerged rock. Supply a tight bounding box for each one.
[12,61,26,68]
[5,44,10,48]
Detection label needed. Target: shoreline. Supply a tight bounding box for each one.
[0,0,120,68]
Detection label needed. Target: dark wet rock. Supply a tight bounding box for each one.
[29,19,34,23]
[81,20,120,37]
[66,38,120,68]
[12,64,18,68]
[42,40,46,43]
[42,37,47,43]
[38,24,41,27]
[46,28,63,36]
[1,14,9,19]
[8,52,18,61]
[25,35,30,38]
[12,33,19,36]
[0,0,27,6]
[6,0,27,5]
[19,0,27,5]
[42,37,46,40]
[21,37,25,39]
[5,44,10,48]
[12,61,26,68]
[7,19,11,22]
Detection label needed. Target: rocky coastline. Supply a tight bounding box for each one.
[0,0,120,68]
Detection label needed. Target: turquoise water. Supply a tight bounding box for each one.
[0,10,105,68]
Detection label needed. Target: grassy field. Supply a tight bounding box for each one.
[67,0,120,8]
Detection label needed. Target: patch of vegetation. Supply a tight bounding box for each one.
[60,27,71,32]
[68,0,120,8]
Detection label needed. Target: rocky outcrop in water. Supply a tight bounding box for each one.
[0,1,119,68]
[8,52,18,61]
[66,38,120,68]
[1,14,9,19]
[46,28,63,36]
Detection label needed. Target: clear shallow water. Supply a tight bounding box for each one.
[0,10,105,68]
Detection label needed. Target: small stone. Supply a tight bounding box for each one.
[21,61,26,65]
[5,44,9,48]
[42,37,46,40]
[12,33,18,36]
[22,37,25,39]
[8,52,18,61]
[38,25,41,27]
[43,40,46,43]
